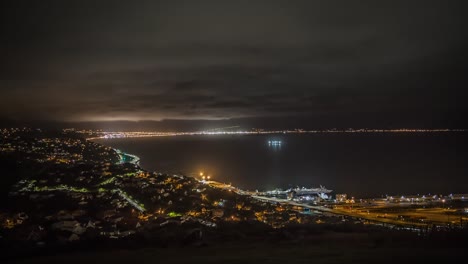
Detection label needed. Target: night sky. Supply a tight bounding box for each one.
[1,0,467,129]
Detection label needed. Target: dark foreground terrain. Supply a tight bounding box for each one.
[7,231,468,264]
[4,223,468,264]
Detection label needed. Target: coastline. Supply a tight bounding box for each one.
[86,128,467,141]
[90,138,468,229]
[113,148,140,165]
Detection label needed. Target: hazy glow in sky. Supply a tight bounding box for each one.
[1,0,467,127]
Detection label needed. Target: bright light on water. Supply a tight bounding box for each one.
[268,140,282,145]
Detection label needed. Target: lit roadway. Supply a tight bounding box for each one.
[202,180,334,213]
[251,195,335,213]
[113,189,146,213]
[203,180,467,228]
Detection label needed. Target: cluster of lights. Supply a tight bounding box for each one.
[268,140,282,146]
[199,172,211,181]
[87,128,467,141]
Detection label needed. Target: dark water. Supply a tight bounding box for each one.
[96,133,468,197]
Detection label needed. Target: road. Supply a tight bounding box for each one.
[203,180,465,228]
[114,189,146,213]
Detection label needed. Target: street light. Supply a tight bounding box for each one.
[207,175,211,180]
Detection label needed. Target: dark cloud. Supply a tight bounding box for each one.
[0,0,467,127]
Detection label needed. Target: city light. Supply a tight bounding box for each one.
[86,128,467,141]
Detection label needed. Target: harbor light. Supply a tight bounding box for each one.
[268,140,282,145]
